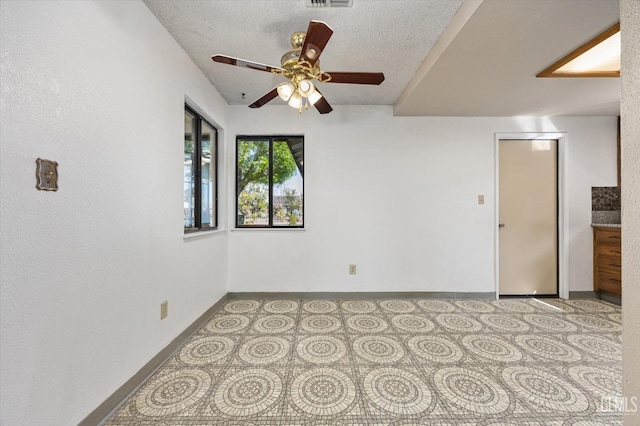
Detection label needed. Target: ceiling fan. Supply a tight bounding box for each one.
[212,20,385,114]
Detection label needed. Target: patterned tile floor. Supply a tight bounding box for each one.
[104,298,623,425]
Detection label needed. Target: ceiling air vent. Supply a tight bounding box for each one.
[306,0,353,7]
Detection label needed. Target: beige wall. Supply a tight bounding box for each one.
[622,0,640,423]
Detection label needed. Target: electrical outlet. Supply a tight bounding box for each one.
[160,300,168,319]
[349,264,357,275]
[478,194,485,205]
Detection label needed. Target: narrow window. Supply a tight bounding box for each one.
[236,136,304,228]
[184,105,217,233]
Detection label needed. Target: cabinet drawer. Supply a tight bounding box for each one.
[596,271,622,295]
[595,228,621,244]
[596,243,621,258]
[597,255,622,273]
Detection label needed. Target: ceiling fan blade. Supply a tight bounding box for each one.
[325,72,385,85]
[313,89,333,114]
[212,55,284,73]
[249,88,279,108]
[299,21,333,67]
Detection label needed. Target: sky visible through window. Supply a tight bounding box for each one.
[275,170,303,196]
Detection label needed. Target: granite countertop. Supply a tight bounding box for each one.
[591,223,621,228]
[591,210,621,228]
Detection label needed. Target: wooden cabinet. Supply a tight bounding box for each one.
[593,227,621,296]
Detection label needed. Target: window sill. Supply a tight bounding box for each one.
[183,229,226,241]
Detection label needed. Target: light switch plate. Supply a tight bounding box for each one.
[478,195,485,204]
[36,158,58,191]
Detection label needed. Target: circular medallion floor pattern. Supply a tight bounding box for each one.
[303,300,337,313]
[252,315,295,334]
[492,300,536,313]
[353,335,405,364]
[530,300,576,312]
[178,336,235,366]
[206,314,250,334]
[454,300,495,313]
[479,314,531,332]
[262,300,299,314]
[608,312,622,323]
[568,366,622,398]
[566,334,622,359]
[391,314,436,333]
[345,315,389,333]
[522,314,579,332]
[435,313,483,332]
[363,367,432,415]
[290,368,356,416]
[238,336,290,365]
[407,335,464,363]
[501,366,589,412]
[461,335,523,362]
[416,299,456,312]
[379,300,416,313]
[564,299,616,312]
[514,335,582,362]
[108,297,621,424]
[434,367,510,414]
[341,300,376,314]
[300,315,342,333]
[296,335,347,364]
[212,369,282,417]
[566,314,622,332]
[135,369,211,416]
[224,300,260,313]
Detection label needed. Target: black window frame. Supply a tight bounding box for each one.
[184,104,218,234]
[235,135,304,229]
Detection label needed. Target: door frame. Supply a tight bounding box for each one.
[494,132,569,300]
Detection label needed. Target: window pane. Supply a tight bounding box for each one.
[201,121,216,227]
[184,110,196,229]
[237,140,269,225]
[273,139,303,226]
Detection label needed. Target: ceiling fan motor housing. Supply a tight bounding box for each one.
[291,32,306,48]
[281,48,302,68]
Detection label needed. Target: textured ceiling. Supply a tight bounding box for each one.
[142,0,463,107]
[143,0,620,116]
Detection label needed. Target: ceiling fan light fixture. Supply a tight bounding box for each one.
[298,80,315,97]
[307,90,322,105]
[288,91,303,109]
[277,82,295,101]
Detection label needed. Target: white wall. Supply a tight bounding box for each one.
[0,1,229,424]
[621,0,640,422]
[0,1,621,424]
[228,107,617,294]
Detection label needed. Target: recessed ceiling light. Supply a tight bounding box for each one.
[537,22,620,78]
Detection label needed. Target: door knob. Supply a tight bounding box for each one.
[499,223,505,228]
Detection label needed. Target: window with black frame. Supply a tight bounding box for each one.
[184,105,217,233]
[236,136,304,228]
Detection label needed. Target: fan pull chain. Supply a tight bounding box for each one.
[305,100,309,110]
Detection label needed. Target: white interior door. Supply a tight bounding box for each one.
[499,139,558,296]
